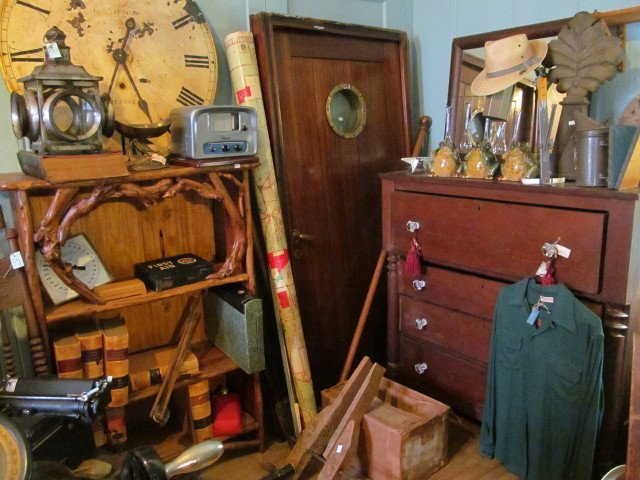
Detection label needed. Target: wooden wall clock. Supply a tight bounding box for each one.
[0,0,218,155]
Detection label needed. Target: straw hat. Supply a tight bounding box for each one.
[470,34,548,96]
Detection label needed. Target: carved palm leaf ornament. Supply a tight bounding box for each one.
[548,11,623,177]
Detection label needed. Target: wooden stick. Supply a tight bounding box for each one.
[0,209,16,377]
[7,228,51,376]
[411,116,432,157]
[150,293,201,425]
[339,249,387,383]
[1,313,16,377]
[317,420,358,480]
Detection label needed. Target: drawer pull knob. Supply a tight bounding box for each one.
[406,221,420,233]
[415,362,428,374]
[415,318,428,329]
[412,279,426,291]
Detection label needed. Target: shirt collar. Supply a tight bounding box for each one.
[506,277,577,333]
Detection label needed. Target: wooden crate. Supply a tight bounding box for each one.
[321,377,450,480]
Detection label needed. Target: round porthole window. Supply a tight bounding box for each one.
[326,84,366,138]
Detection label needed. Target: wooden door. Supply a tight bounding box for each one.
[252,14,411,394]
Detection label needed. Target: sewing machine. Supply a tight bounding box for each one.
[0,376,223,480]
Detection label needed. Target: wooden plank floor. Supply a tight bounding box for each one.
[199,414,519,480]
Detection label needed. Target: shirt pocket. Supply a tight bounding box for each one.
[548,353,583,404]
[496,330,523,370]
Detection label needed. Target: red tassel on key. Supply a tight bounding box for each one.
[404,238,422,279]
[541,262,556,286]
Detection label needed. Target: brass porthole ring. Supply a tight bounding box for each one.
[325,83,367,138]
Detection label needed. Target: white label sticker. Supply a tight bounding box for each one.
[336,444,343,453]
[10,251,24,269]
[44,41,61,58]
[540,296,555,303]
[536,261,549,277]
[556,244,571,258]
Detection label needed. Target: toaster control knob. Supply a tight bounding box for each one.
[222,144,230,152]
[234,144,242,152]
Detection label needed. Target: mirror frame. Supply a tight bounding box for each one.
[446,8,640,145]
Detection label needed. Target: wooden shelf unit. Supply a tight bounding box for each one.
[0,158,264,453]
[45,273,250,323]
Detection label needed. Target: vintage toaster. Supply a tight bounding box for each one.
[170,105,258,159]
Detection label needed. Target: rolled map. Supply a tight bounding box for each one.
[224,31,317,426]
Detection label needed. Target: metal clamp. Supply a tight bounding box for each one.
[406,221,420,233]
[414,362,428,375]
[412,279,426,291]
[542,237,561,258]
[415,318,428,330]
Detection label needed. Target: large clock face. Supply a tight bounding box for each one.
[0,0,218,155]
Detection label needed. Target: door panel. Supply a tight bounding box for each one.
[252,14,411,394]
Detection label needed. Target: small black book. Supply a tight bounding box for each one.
[134,254,213,292]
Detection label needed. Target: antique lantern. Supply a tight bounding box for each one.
[10,26,114,154]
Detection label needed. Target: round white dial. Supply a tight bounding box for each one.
[36,234,111,305]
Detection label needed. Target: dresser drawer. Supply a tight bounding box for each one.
[390,191,606,295]
[399,335,486,419]
[399,262,505,320]
[400,295,492,363]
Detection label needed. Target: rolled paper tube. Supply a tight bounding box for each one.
[224,31,317,426]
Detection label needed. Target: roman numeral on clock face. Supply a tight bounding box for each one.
[177,87,204,106]
[184,54,210,69]
[172,14,192,30]
[7,47,43,62]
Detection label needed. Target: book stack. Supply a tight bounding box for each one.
[188,380,214,443]
[129,345,199,392]
[75,322,104,379]
[53,323,107,447]
[76,321,107,448]
[52,329,83,378]
[100,316,129,408]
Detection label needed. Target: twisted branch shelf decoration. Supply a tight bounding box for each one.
[33,173,247,305]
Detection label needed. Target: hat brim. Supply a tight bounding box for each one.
[470,40,548,96]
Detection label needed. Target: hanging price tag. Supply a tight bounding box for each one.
[9,251,24,269]
[44,41,61,59]
[555,244,571,258]
[536,261,549,277]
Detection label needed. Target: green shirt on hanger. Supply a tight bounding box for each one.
[480,277,604,480]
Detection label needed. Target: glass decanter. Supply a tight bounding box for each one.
[499,110,538,181]
[429,105,460,177]
[462,116,498,179]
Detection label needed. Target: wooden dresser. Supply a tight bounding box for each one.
[381,171,640,471]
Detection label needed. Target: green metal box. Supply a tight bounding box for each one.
[203,285,264,374]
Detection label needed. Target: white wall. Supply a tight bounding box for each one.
[414,0,640,145]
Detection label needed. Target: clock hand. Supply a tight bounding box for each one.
[107,17,136,97]
[107,18,153,123]
[120,60,154,123]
